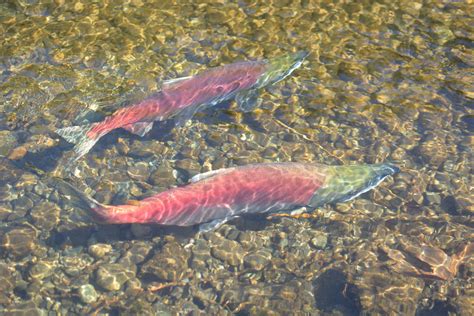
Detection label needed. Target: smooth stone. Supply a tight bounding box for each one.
[88,243,112,259]
[3,300,47,316]
[0,263,15,304]
[141,241,189,282]
[0,130,18,157]
[243,251,272,271]
[79,284,98,304]
[149,162,177,186]
[424,192,441,205]
[127,162,150,182]
[28,261,53,280]
[95,263,135,291]
[30,201,60,231]
[0,204,12,221]
[310,233,328,249]
[1,227,37,259]
[210,239,245,267]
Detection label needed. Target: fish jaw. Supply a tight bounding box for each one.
[309,163,400,207]
[256,51,309,87]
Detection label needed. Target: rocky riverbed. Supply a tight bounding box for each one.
[0,0,473,315]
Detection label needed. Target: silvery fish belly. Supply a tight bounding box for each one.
[56,51,309,162]
[67,162,399,230]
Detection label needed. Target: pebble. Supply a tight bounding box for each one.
[28,261,53,280]
[310,233,328,250]
[0,263,15,304]
[30,201,60,231]
[0,130,18,157]
[127,162,150,182]
[141,241,189,282]
[78,284,98,304]
[243,251,271,271]
[1,227,37,259]
[88,243,112,259]
[210,238,245,267]
[0,204,13,221]
[95,263,136,291]
[0,1,472,315]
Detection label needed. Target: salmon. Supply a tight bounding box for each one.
[61,162,399,231]
[57,52,309,161]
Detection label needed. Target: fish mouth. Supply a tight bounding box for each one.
[294,50,310,61]
[341,164,399,203]
[377,163,401,177]
[289,51,310,68]
[259,50,310,87]
[278,50,309,77]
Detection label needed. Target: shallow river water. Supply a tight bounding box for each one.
[0,0,473,315]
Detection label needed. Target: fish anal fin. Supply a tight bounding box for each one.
[162,76,192,89]
[190,167,235,183]
[235,89,262,112]
[122,122,153,137]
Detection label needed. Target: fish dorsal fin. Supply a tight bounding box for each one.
[235,89,262,112]
[190,167,236,183]
[162,76,192,89]
[122,121,154,137]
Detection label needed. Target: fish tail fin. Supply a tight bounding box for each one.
[56,123,101,161]
[50,177,111,223]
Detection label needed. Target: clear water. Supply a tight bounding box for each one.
[0,0,472,314]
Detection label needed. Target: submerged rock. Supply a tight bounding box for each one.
[78,284,98,304]
[0,130,18,157]
[0,263,15,304]
[415,135,448,167]
[28,260,54,280]
[30,201,60,231]
[88,243,112,259]
[310,232,328,249]
[1,226,37,259]
[243,250,271,271]
[210,238,245,267]
[141,239,189,282]
[95,263,136,291]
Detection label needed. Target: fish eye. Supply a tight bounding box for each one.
[216,86,224,93]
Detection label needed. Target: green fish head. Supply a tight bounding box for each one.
[309,163,400,207]
[257,51,309,87]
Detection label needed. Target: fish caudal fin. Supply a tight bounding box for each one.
[51,177,111,223]
[56,124,100,161]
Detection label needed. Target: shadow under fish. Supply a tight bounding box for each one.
[56,51,309,161]
[57,162,399,232]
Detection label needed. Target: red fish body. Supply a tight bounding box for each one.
[73,162,399,230]
[87,61,266,138]
[57,52,309,161]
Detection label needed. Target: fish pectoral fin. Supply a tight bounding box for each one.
[190,167,236,183]
[122,121,154,137]
[235,89,262,112]
[199,217,234,232]
[162,75,192,89]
